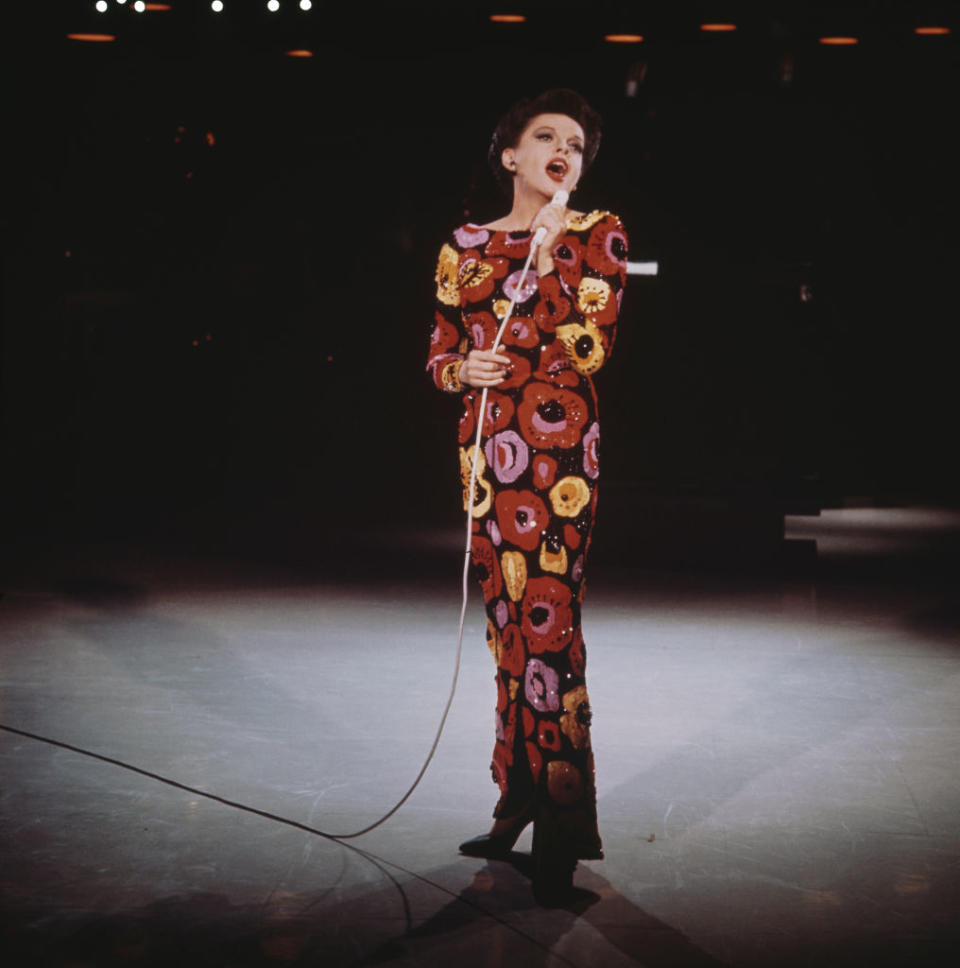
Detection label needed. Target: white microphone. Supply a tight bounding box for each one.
[532,189,569,247]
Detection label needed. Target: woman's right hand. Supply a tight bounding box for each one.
[460,349,512,388]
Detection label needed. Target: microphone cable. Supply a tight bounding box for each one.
[0,212,557,844]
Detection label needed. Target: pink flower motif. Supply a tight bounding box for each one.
[454,225,491,248]
[503,268,539,305]
[486,519,503,546]
[494,599,509,629]
[524,658,560,713]
[571,555,584,582]
[582,421,600,480]
[484,429,530,484]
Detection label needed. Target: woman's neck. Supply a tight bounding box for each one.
[485,186,555,231]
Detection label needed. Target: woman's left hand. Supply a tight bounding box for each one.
[530,200,567,274]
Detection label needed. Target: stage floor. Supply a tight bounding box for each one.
[2,508,959,966]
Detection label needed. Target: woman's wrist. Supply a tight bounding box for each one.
[536,253,555,276]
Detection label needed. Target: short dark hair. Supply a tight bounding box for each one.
[487,89,603,197]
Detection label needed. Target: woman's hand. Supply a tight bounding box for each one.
[460,349,512,388]
[530,200,567,275]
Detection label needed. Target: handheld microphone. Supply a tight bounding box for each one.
[531,189,569,247]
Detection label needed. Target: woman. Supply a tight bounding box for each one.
[426,89,628,904]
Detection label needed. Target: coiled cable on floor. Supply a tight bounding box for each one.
[0,216,556,843]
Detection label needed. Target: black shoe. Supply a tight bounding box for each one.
[458,812,532,858]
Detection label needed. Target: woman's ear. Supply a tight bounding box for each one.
[501,147,516,173]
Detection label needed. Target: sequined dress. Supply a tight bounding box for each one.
[427,210,628,859]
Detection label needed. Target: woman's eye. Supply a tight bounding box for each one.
[536,133,552,141]
[571,143,584,154]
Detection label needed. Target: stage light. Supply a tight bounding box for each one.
[133,1,145,11]
[915,26,950,36]
[95,0,108,11]
[267,0,280,11]
[701,23,737,32]
[819,36,858,45]
[605,34,644,43]
[490,14,525,23]
[299,0,312,9]
[67,32,116,41]
[286,49,313,57]
[211,0,223,9]
[145,3,172,9]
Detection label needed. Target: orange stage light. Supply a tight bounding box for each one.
[605,34,644,43]
[819,36,859,45]
[490,14,526,23]
[67,33,116,42]
[285,49,314,58]
[915,26,951,36]
[700,23,737,32]
[144,3,172,9]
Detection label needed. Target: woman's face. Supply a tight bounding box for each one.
[502,112,585,200]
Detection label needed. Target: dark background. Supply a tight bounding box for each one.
[3,0,958,555]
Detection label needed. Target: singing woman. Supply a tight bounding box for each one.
[426,88,628,904]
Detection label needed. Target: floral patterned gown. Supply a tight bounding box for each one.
[427,210,628,859]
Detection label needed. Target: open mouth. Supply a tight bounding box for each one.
[546,159,568,182]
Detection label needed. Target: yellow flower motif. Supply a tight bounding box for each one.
[459,445,493,518]
[486,619,500,661]
[577,276,612,316]
[493,298,511,320]
[549,476,591,518]
[539,541,568,575]
[435,243,460,306]
[559,685,591,750]
[566,210,606,231]
[501,550,528,601]
[509,678,520,701]
[441,359,464,392]
[555,320,605,375]
[460,259,494,290]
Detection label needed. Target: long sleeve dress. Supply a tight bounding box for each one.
[427,210,628,860]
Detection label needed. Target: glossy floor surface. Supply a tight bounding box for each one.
[1,507,959,966]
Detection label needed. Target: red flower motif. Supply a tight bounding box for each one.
[465,389,515,438]
[517,382,589,449]
[551,235,583,291]
[533,273,571,333]
[564,523,582,550]
[569,626,586,676]
[498,622,527,678]
[532,454,558,490]
[585,216,628,278]
[492,741,509,792]
[521,705,536,738]
[538,720,563,752]
[457,399,475,444]
[501,315,539,349]
[496,675,508,712]
[460,251,510,304]
[485,231,532,259]
[495,489,550,552]
[464,311,499,351]
[471,535,503,602]
[521,576,574,653]
[430,312,460,354]
[533,342,579,387]
[497,352,532,391]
